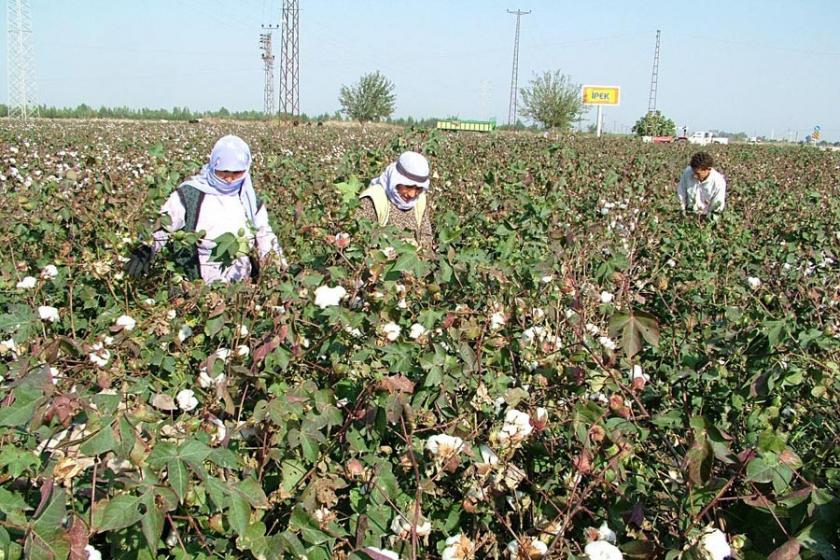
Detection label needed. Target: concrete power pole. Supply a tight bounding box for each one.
[507,9,530,127]
[260,25,279,116]
[6,0,39,120]
[647,29,661,115]
[279,0,300,116]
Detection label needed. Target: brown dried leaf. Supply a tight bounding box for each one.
[67,515,90,560]
[768,538,800,560]
[377,374,415,395]
[151,393,177,411]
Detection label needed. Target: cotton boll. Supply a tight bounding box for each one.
[16,276,37,290]
[698,529,731,560]
[176,389,198,412]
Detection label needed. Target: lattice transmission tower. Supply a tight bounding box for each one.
[6,0,39,120]
[279,0,300,116]
[647,29,661,114]
[260,25,279,116]
[507,9,530,126]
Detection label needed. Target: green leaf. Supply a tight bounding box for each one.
[167,459,189,503]
[0,399,41,427]
[685,433,713,486]
[140,492,164,551]
[746,455,776,484]
[290,506,330,545]
[608,310,660,358]
[25,487,69,560]
[0,446,40,478]
[797,523,839,560]
[227,490,251,536]
[335,175,362,204]
[97,494,142,532]
[79,424,116,456]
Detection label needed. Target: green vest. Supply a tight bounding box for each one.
[358,183,427,229]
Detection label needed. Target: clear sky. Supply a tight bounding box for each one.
[2,0,838,140]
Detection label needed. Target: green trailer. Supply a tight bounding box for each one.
[435,118,496,132]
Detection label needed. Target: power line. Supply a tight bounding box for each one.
[6,0,39,120]
[647,29,660,115]
[260,25,279,116]
[507,8,530,127]
[279,0,300,116]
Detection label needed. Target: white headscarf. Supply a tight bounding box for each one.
[370,151,430,211]
[182,135,260,224]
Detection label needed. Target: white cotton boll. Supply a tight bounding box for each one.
[382,322,401,342]
[598,336,617,351]
[398,298,408,309]
[409,323,427,340]
[490,311,506,331]
[17,276,37,290]
[84,545,103,560]
[344,326,363,338]
[425,434,464,459]
[176,389,198,412]
[381,247,397,260]
[208,416,226,445]
[585,540,624,560]
[178,325,193,342]
[198,367,226,389]
[167,309,177,320]
[115,315,136,331]
[540,275,554,284]
[747,276,761,290]
[531,308,545,321]
[143,298,156,306]
[597,522,617,544]
[0,338,18,357]
[479,444,499,465]
[88,343,110,368]
[40,265,58,280]
[215,348,231,362]
[631,364,649,383]
[507,538,548,558]
[564,308,577,319]
[236,344,250,357]
[314,285,346,309]
[698,529,731,560]
[390,513,431,540]
[586,323,601,336]
[38,306,60,322]
[521,326,545,346]
[441,534,475,560]
[238,324,249,337]
[600,291,614,304]
[498,409,533,448]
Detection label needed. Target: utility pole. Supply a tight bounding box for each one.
[6,0,39,120]
[507,9,530,127]
[260,25,279,116]
[647,29,661,115]
[279,0,300,116]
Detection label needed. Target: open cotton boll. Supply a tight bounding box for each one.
[115,315,136,331]
[409,323,427,340]
[585,540,623,560]
[40,265,59,280]
[698,528,731,560]
[16,276,37,290]
[382,322,401,341]
[314,285,347,309]
[38,306,60,322]
[600,291,614,304]
[176,389,198,412]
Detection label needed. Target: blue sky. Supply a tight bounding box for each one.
[2,0,838,140]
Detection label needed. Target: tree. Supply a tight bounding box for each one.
[632,111,676,137]
[339,71,396,122]
[518,70,586,130]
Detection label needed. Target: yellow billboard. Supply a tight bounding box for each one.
[582,85,621,106]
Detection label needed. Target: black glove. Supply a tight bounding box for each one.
[126,245,154,279]
[249,254,261,280]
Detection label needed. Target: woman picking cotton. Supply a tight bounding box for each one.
[357,151,434,252]
[126,135,285,283]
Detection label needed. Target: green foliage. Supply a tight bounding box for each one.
[632,110,677,136]
[518,70,587,129]
[339,71,396,123]
[0,121,837,559]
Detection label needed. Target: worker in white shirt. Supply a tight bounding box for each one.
[126,135,286,283]
[677,151,727,216]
